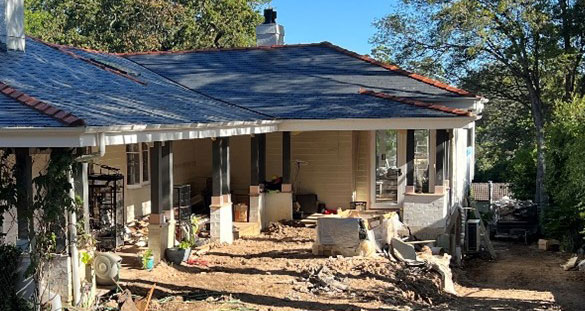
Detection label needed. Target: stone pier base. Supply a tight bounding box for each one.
[210,195,233,244]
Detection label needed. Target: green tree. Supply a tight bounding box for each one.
[544,96,585,250]
[371,0,585,207]
[25,0,266,53]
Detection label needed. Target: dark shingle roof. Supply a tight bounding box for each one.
[124,42,475,120]
[0,38,266,128]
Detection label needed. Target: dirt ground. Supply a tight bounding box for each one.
[114,225,585,311]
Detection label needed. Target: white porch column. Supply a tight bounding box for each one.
[210,137,233,243]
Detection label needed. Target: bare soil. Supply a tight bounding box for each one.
[115,225,585,311]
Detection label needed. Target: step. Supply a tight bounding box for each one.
[233,221,261,237]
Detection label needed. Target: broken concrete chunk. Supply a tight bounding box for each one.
[561,256,580,271]
[391,237,417,261]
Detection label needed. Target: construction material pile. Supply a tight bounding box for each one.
[124,216,149,247]
[494,197,538,221]
[312,210,406,257]
[294,255,451,307]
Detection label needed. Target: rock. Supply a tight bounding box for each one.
[578,259,585,272]
[561,256,580,271]
[391,238,417,261]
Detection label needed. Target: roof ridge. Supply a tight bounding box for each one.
[0,82,86,126]
[29,37,147,85]
[322,42,479,98]
[358,88,474,117]
[115,42,328,56]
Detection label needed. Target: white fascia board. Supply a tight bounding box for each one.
[278,117,476,132]
[0,121,279,148]
[101,123,278,146]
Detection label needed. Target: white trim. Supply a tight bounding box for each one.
[0,116,475,148]
[279,117,475,132]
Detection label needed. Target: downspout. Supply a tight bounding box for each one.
[70,132,106,306]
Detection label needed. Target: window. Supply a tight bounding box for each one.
[126,143,150,186]
[374,130,398,204]
[414,130,430,193]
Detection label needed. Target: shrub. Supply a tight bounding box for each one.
[0,244,32,311]
[543,96,585,250]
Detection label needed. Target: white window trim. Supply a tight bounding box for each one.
[126,143,150,189]
[369,130,406,209]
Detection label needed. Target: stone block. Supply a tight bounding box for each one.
[210,202,233,244]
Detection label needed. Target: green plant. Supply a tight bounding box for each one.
[0,244,32,311]
[141,249,153,269]
[178,240,192,250]
[80,251,93,266]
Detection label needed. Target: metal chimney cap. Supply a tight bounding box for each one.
[263,8,277,24]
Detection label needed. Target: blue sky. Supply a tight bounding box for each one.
[266,0,396,55]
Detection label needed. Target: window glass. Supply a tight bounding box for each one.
[126,144,140,185]
[375,130,398,204]
[141,143,149,182]
[414,130,430,193]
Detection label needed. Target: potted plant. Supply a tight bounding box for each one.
[141,249,154,271]
[165,240,191,264]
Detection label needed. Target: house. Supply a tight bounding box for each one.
[0,2,486,305]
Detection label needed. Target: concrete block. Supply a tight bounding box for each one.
[210,202,233,244]
[391,238,416,261]
[263,192,292,228]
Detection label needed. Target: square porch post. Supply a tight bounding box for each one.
[14,148,33,249]
[406,130,415,194]
[210,137,233,243]
[281,131,292,193]
[148,141,174,264]
[249,134,266,228]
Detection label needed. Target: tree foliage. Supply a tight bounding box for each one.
[544,96,585,249]
[371,0,585,207]
[25,0,267,53]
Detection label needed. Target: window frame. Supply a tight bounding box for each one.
[126,143,150,189]
[370,130,403,209]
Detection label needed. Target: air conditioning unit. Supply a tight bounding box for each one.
[466,219,481,252]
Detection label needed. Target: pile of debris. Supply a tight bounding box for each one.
[124,216,149,247]
[264,220,306,238]
[491,196,538,241]
[294,256,450,307]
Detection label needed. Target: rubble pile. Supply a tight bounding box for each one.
[494,197,538,221]
[293,255,449,307]
[264,220,306,238]
[124,216,149,247]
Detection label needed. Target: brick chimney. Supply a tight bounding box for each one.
[0,0,25,51]
[256,8,284,46]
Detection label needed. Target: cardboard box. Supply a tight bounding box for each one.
[538,239,560,251]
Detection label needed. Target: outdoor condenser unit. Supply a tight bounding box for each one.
[466,219,481,252]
